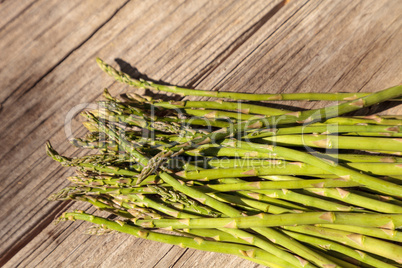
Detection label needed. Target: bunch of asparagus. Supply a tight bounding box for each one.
[48,58,402,268]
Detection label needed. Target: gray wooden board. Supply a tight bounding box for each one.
[1,0,401,267]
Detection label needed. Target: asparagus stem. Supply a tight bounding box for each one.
[258,175,402,213]
[231,141,402,197]
[207,192,293,214]
[281,225,402,264]
[153,100,289,116]
[97,58,402,102]
[61,212,297,267]
[244,124,402,139]
[134,212,402,229]
[194,178,360,191]
[261,134,402,152]
[282,229,398,268]
[316,224,402,243]
[180,161,402,180]
[216,178,355,212]
[186,145,402,163]
[324,116,402,126]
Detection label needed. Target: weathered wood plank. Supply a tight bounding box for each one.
[201,0,402,115]
[1,0,286,267]
[0,0,127,105]
[0,0,36,30]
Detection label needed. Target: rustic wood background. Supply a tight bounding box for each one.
[1,0,401,267]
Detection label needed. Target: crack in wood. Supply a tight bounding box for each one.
[185,0,290,89]
[0,201,72,267]
[0,0,130,108]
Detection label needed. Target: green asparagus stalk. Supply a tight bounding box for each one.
[96,58,402,102]
[152,100,289,116]
[324,116,402,126]
[213,178,356,212]
[229,140,402,197]
[281,225,402,264]
[316,224,402,243]
[244,124,402,139]
[133,212,402,229]
[282,229,399,268]
[206,192,293,214]
[179,161,402,180]
[61,212,298,268]
[261,134,402,152]
[258,175,402,213]
[194,178,360,191]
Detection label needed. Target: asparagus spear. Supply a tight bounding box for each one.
[230,140,402,197]
[282,230,399,268]
[133,212,402,229]
[96,58,401,102]
[281,225,402,264]
[60,212,298,268]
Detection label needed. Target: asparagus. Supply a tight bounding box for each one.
[133,212,402,229]
[61,212,298,268]
[257,175,402,213]
[153,100,289,116]
[96,58,402,102]
[179,162,402,180]
[282,230,399,268]
[244,124,402,139]
[281,225,402,264]
[229,140,402,197]
[91,116,333,267]
[316,224,402,243]
[193,178,361,191]
[261,134,402,152]
[46,60,402,267]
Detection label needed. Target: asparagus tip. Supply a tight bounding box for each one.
[46,141,71,165]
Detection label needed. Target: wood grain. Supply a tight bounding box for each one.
[201,0,402,114]
[1,0,401,267]
[0,0,128,105]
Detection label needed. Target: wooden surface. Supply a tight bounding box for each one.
[1,0,401,267]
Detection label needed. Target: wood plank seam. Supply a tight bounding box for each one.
[0,0,129,108]
[0,124,90,198]
[14,205,95,267]
[0,166,74,245]
[0,201,72,267]
[168,248,191,268]
[186,0,290,89]
[209,0,311,94]
[334,20,402,93]
[0,0,38,33]
[0,128,91,263]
